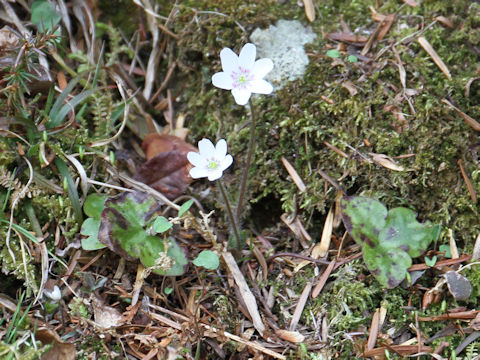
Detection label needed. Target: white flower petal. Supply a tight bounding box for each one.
[187,152,206,167]
[253,58,274,79]
[198,138,215,157]
[190,166,209,179]
[231,88,252,105]
[215,139,227,159]
[212,72,233,90]
[220,47,238,74]
[219,154,233,171]
[250,79,273,94]
[238,43,256,69]
[208,169,223,181]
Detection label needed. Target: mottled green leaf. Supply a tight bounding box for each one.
[98,191,187,275]
[193,250,220,270]
[341,196,440,288]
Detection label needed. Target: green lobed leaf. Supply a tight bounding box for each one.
[193,250,220,270]
[341,196,440,288]
[80,218,106,250]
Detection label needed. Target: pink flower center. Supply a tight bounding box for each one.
[231,67,254,90]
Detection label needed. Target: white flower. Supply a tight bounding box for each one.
[187,139,233,181]
[212,43,273,105]
[44,285,62,302]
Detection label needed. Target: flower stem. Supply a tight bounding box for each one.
[236,98,256,220]
[218,179,242,251]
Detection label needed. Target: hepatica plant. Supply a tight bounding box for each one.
[81,191,190,276]
[340,196,440,289]
[209,43,274,242]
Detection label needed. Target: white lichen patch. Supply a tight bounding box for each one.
[250,19,316,89]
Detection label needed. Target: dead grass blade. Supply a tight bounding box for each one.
[442,98,480,131]
[281,156,306,192]
[473,233,480,261]
[369,152,405,171]
[289,282,312,331]
[222,251,266,335]
[303,0,315,22]
[312,259,336,298]
[315,207,334,258]
[457,159,477,204]
[367,308,380,351]
[418,36,451,80]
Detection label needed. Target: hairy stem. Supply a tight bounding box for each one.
[218,179,242,251]
[236,99,256,220]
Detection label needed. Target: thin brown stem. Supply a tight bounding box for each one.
[218,179,242,251]
[236,99,256,220]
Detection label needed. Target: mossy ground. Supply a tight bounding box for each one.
[1,0,480,358]
[172,0,480,357]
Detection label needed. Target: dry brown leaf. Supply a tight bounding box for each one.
[435,15,455,28]
[418,36,451,80]
[303,0,315,22]
[0,26,19,53]
[275,329,305,343]
[341,80,358,96]
[37,327,76,360]
[369,152,405,171]
[134,134,196,200]
[326,32,368,44]
[57,71,67,91]
[92,296,125,329]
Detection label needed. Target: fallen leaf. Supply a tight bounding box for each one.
[92,296,125,329]
[36,327,75,360]
[444,271,472,301]
[418,36,451,80]
[135,134,196,200]
[341,80,358,96]
[303,0,315,22]
[0,26,19,53]
[275,329,305,343]
[369,152,406,171]
[326,32,368,44]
